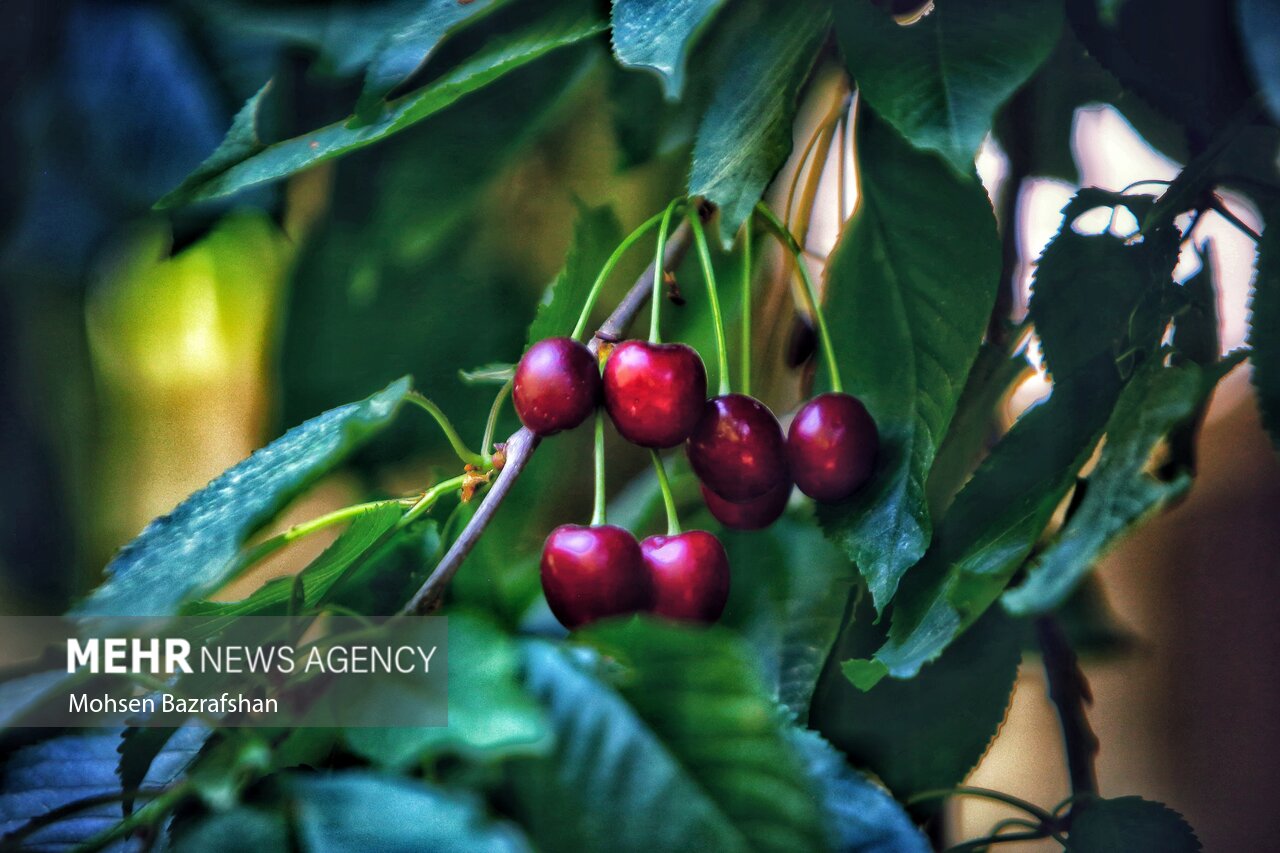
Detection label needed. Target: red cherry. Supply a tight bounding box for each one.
[701,478,791,530]
[513,337,601,436]
[602,340,707,448]
[640,531,730,623]
[685,394,788,502]
[787,392,879,502]
[540,524,651,629]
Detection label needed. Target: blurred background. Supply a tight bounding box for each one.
[1,2,1276,849]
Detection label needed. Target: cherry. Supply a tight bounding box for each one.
[602,340,707,448]
[640,531,730,623]
[686,394,788,503]
[787,392,879,502]
[540,524,651,629]
[701,477,791,531]
[513,337,601,436]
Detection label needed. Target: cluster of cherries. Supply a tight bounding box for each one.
[512,329,878,630]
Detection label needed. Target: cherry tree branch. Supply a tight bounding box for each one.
[403,217,698,615]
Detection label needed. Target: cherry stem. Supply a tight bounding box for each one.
[235,497,411,571]
[406,391,487,468]
[400,473,471,527]
[650,198,685,343]
[754,201,843,393]
[572,209,667,341]
[650,450,682,535]
[688,210,732,396]
[482,378,512,464]
[592,410,607,526]
[740,213,753,397]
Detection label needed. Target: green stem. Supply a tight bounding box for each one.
[945,831,1047,853]
[651,198,685,343]
[406,392,486,467]
[77,783,192,853]
[650,451,681,535]
[237,499,408,569]
[687,211,731,396]
[740,213,753,397]
[754,201,843,393]
[591,411,607,526]
[401,473,471,528]
[482,378,513,463]
[571,210,668,341]
[907,787,1055,824]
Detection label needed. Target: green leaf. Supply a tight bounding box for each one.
[511,621,829,853]
[610,0,728,98]
[174,772,531,852]
[926,341,1033,520]
[74,378,412,618]
[835,0,1062,174]
[526,202,624,346]
[721,515,859,721]
[1239,0,1280,124]
[1003,357,1237,614]
[157,8,606,207]
[181,502,404,631]
[1249,198,1280,449]
[344,613,549,767]
[355,0,514,121]
[790,729,930,853]
[844,189,1183,684]
[817,109,1001,612]
[1066,796,1201,852]
[812,598,1021,796]
[688,0,829,245]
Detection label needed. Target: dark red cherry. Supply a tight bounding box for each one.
[701,477,791,531]
[787,392,879,502]
[513,337,601,436]
[640,531,730,623]
[602,340,707,448]
[686,394,788,503]
[540,524,651,629]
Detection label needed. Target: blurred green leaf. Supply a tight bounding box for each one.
[1249,199,1280,450]
[836,0,1062,174]
[610,0,727,99]
[813,597,1021,797]
[344,613,549,767]
[459,363,517,386]
[355,0,514,121]
[526,203,623,346]
[511,621,829,852]
[818,110,1001,612]
[1004,356,1240,615]
[174,771,531,852]
[75,378,412,618]
[157,7,606,207]
[1239,0,1280,124]
[791,729,930,853]
[688,0,829,245]
[1066,796,1201,852]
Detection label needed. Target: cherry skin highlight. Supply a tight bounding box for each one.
[787,392,879,502]
[640,531,731,623]
[513,337,601,436]
[686,394,788,503]
[540,524,651,629]
[602,340,707,448]
[700,478,791,531]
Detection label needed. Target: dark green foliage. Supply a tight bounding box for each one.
[1066,796,1202,852]
[818,109,1001,612]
